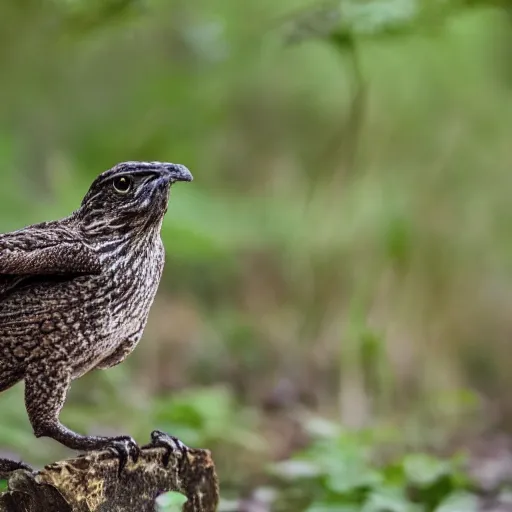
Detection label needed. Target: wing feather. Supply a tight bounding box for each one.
[0,222,101,297]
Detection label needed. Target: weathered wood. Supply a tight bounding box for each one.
[0,435,219,512]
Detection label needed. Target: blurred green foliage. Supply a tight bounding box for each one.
[271,423,477,512]
[158,491,188,512]
[1,0,512,509]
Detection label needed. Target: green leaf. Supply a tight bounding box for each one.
[434,491,478,512]
[362,487,420,512]
[307,437,383,493]
[325,461,383,494]
[157,491,188,511]
[403,454,452,487]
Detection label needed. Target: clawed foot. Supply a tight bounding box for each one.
[105,435,141,475]
[0,459,34,480]
[144,430,188,468]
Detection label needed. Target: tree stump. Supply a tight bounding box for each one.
[0,433,219,512]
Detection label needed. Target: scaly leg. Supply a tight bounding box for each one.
[24,363,140,472]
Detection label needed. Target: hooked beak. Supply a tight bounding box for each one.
[162,163,193,183]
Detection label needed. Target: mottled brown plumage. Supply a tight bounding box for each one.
[0,161,193,478]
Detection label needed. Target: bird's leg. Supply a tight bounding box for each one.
[24,364,140,473]
[0,459,33,480]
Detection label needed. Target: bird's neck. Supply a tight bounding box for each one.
[76,215,163,266]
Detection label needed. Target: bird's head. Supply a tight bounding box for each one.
[78,161,193,236]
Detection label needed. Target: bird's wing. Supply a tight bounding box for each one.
[0,222,101,276]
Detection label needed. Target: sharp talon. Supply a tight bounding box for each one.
[151,430,163,443]
[107,446,119,457]
[117,445,129,476]
[148,430,188,468]
[162,449,171,468]
[131,444,141,464]
[18,461,34,473]
[104,436,139,476]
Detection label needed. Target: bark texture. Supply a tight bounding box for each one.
[0,440,219,512]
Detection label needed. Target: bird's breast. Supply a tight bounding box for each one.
[101,239,165,341]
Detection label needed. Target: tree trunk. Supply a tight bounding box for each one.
[0,434,219,512]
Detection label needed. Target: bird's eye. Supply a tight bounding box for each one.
[112,176,133,194]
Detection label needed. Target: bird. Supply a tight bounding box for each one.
[0,161,193,478]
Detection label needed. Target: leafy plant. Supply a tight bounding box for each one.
[271,424,478,512]
[157,491,188,512]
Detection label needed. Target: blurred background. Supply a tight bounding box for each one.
[1,1,512,510]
